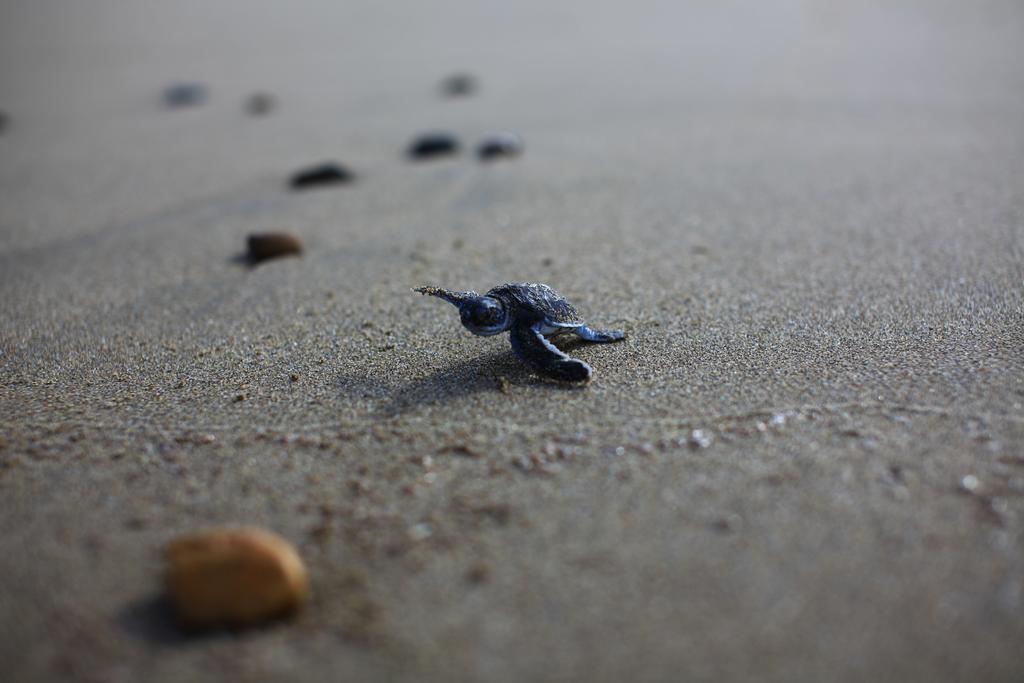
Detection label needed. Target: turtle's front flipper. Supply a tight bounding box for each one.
[573,325,625,343]
[510,323,592,383]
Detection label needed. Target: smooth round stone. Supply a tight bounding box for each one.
[408,133,460,160]
[247,232,303,263]
[289,162,355,190]
[478,132,524,161]
[163,83,207,108]
[440,73,478,97]
[166,527,310,629]
[245,92,276,116]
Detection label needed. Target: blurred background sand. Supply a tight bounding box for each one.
[1,1,1023,681]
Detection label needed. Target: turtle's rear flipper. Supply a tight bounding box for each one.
[573,325,625,343]
[510,323,592,383]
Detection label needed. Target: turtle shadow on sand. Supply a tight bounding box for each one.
[374,348,587,417]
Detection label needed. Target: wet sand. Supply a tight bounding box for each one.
[1,1,1023,680]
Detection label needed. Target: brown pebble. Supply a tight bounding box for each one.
[247,233,302,263]
[439,443,481,458]
[466,562,491,584]
[165,527,309,628]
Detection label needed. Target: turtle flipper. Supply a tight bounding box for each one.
[573,325,625,343]
[510,323,592,383]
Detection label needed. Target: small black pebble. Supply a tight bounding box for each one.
[163,83,207,108]
[440,73,477,97]
[289,163,355,190]
[246,93,276,116]
[478,132,524,161]
[408,133,460,160]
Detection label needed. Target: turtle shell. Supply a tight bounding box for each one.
[486,283,583,326]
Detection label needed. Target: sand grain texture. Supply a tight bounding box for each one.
[1,1,1023,681]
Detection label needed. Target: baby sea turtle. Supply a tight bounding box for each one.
[415,283,625,383]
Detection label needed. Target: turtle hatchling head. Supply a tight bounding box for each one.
[459,296,509,336]
[415,286,510,336]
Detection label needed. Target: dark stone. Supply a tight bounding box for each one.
[289,163,355,190]
[408,133,460,160]
[247,233,303,263]
[245,93,275,116]
[0,111,7,134]
[440,73,478,97]
[478,132,524,161]
[163,83,207,108]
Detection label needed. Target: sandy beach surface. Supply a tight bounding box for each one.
[2,1,1023,680]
